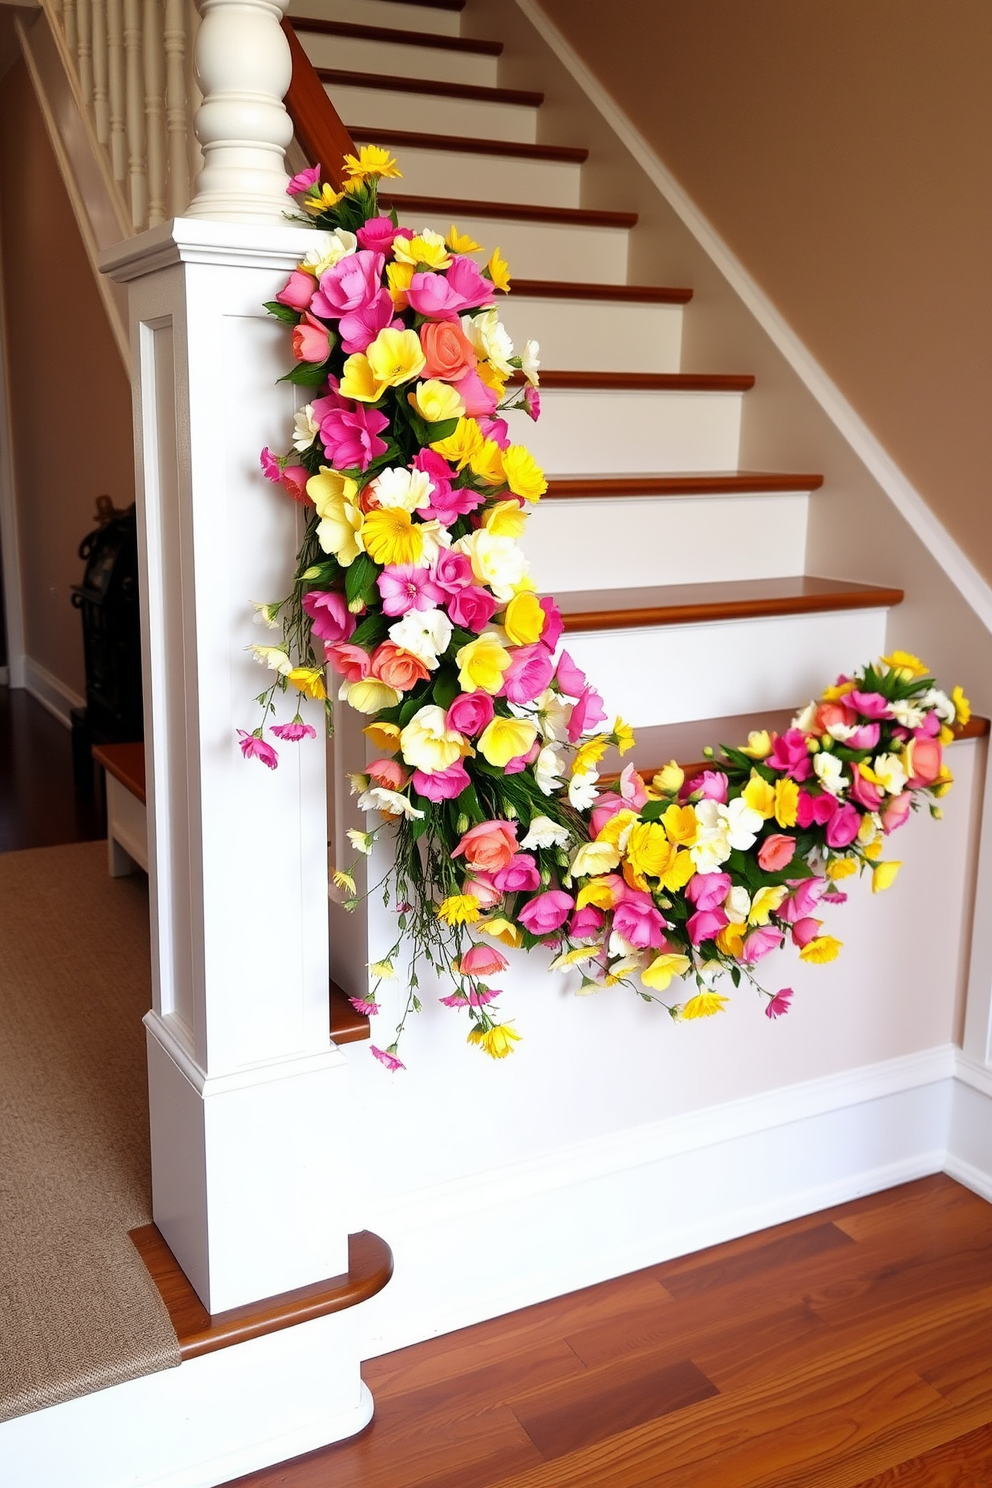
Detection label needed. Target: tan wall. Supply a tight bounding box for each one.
[538,0,992,581]
[0,58,134,699]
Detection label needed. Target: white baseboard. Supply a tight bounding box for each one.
[22,655,85,728]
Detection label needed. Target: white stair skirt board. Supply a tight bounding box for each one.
[326,84,539,144]
[0,1310,371,1488]
[518,388,743,473]
[563,606,891,729]
[525,491,809,592]
[299,34,499,89]
[499,296,685,373]
[393,208,631,284]
[285,0,464,39]
[365,146,584,210]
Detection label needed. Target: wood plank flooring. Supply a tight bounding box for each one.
[0,685,103,851]
[226,1176,992,1488]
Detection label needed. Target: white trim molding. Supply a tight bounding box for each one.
[22,655,85,726]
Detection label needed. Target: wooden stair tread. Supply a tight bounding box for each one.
[556,575,905,634]
[511,279,692,303]
[545,471,825,497]
[92,741,146,804]
[317,67,543,108]
[380,191,637,230]
[330,977,371,1044]
[130,1225,392,1360]
[347,125,588,165]
[375,0,464,10]
[292,16,501,55]
[519,370,754,392]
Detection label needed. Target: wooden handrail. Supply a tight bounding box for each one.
[281,17,356,190]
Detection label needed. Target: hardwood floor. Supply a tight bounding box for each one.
[227,1176,992,1488]
[0,685,103,851]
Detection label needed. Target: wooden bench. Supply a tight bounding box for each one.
[91,741,148,877]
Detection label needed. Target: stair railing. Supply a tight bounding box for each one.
[281,16,355,188]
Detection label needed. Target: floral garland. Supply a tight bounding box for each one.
[243,149,969,1067]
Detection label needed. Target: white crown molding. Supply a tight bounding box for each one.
[100,216,318,282]
[517,0,992,638]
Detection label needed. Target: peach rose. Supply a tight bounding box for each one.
[367,758,409,791]
[815,701,856,736]
[420,320,476,383]
[370,641,431,693]
[452,820,518,873]
[904,736,942,787]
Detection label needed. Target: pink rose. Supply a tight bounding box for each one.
[569,905,604,940]
[847,690,892,719]
[778,877,826,922]
[356,217,410,254]
[493,853,541,893]
[413,760,470,801]
[904,737,943,787]
[687,907,728,944]
[326,642,370,682]
[447,585,498,633]
[502,644,555,706]
[292,313,331,363]
[690,770,728,803]
[612,894,667,950]
[432,546,474,594]
[757,833,796,873]
[742,926,784,962]
[370,642,432,693]
[518,889,574,936]
[815,701,857,736]
[276,269,315,312]
[465,871,502,909]
[797,791,838,828]
[312,250,385,318]
[452,820,518,873]
[825,802,861,849]
[302,589,355,644]
[767,729,813,781]
[881,793,913,833]
[849,769,884,811]
[446,691,494,737]
[451,367,497,418]
[685,872,731,912]
[846,722,881,751]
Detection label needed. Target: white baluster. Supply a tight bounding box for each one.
[143,0,167,225]
[123,0,147,230]
[77,0,93,104]
[164,0,190,214]
[107,0,127,182]
[63,0,77,56]
[92,0,109,143]
[184,0,204,195]
[185,0,293,223]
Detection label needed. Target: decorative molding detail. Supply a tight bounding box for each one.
[144,1007,348,1097]
[100,214,318,280]
[952,1049,992,1100]
[22,655,85,727]
[518,0,992,639]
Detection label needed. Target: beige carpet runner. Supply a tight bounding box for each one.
[0,841,181,1421]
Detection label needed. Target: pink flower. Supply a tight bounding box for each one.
[797,790,838,828]
[260,447,281,482]
[370,643,431,693]
[302,589,355,644]
[452,820,518,873]
[687,907,728,944]
[767,729,813,781]
[757,833,796,872]
[778,877,826,922]
[292,312,331,363]
[905,736,943,787]
[413,760,470,801]
[612,894,667,950]
[790,917,822,948]
[569,904,604,939]
[279,465,311,505]
[849,769,884,811]
[458,944,509,977]
[237,729,278,769]
[368,758,409,791]
[276,269,316,312]
[690,770,728,803]
[356,217,411,254]
[742,926,784,962]
[567,685,608,742]
[406,259,493,316]
[523,386,541,421]
[847,690,893,719]
[825,802,861,848]
[518,890,574,936]
[287,164,320,195]
[326,642,371,682]
[377,565,445,617]
[589,793,627,838]
[765,988,794,1019]
[476,416,510,450]
[312,250,385,319]
[538,597,563,652]
[618,764,649,810]
[465,871,502,909]
[685,872,731,912]
[271,720,317,741]
[504,740,541,775]
[447,585,498,633]
[556,651,588,699]
[446,691,494,737]
[451,367,497,418]
[349,996,378,1017]
[881,793,913,833]
[445,255,495,309]
[370,1045,404,1072]
[493,853,541,893]
[439,986,502,1008]
[502,643,555,705]
[420,319,476,382]
[339,290,395,354]
[314,393,390,473]
[422,481,486,525]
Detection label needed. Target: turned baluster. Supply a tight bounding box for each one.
[76,0,93,104]
[122,0,147,230]
[143,0,167,224]
[106,0,127,183]
[91,0,109,143]
[163,0,190,214]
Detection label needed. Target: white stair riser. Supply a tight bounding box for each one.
[500,297,683,373]
[563,608,891,729]
[512,389,743,473]
[286,0,463,38]
[299,33,499,88]
[394,208,629,282]
[525,493,809,592]
[358,143,582,208]
[327,82,538,143]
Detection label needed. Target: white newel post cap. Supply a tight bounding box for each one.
[185,0,294,223]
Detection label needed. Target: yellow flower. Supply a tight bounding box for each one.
[939,724,955,746]
[502,445,547,503]
[386,261,414,309]
[484,501,529,544]
[822,680,857,701]
[799,935,843,964]
[467,1022,521,1059]
[624,820,672,882]
[394,229,452,270]
[331,869,357,895]
[748,886,787,925]
[400,705,470,773]
[826,856,858,880]
[477,360,508,399]
[342,678,402,714]
[881,649,929,679]
[680,991,729,1019]
[342,144,401,180]
[431,417,485,470]
[658,849,695,894]
[478,916,523,948]
[447,225,481,253]
[549,946,602,971]
[437,894,482,926]
[364,721,401,752]
[872,860,902,893]
[774,777,799,828]
[477,716,538,768]
[487,246,511,292]
[952,685,971,726]
[863,838,883,860]
[742,773,776,819]
[663,804,697,846]
[568,840,621,881]
[653,761,685,794]
[640,952,691,991]
[368,959,396,980]
[934,764,955,797]
[366,327,427,387]
[338,353,388,403]
[572,735,610,776]
[740,730,773,758]
[716,923,746,958]
[302,183,344,215]
[288,666,326,700]
[456,632,512,694]
[408,379,465,423]
[613,718,636,756]
[362,507,424,567]
[576,876,621,912]
[307,467,358,519]
[470,437,506,485]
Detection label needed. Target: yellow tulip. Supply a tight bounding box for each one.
[455,632,512,695]
[743,773,776,820]
[408,379,465,424]
[288,667,326,700]
[307,468,358,520]
[342,679,401,714]
[653,761,685,794]
[338,353,388,403]
[363,721,401,752]
[366,327,427,387]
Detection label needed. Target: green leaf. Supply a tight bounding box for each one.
[345,552,380,608]
[349,611,388,651]
[264,300,301,324]
[278,359,333,387]
[431,669,460,712]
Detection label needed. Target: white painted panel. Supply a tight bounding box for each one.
[517,388,743,473]
[286,0,463,36]
[299,33,498,88]
[525,492,809,592]
[369,143,583,208]
[501,295,684,372]
[562,605,891,727]
[326,82,538,143]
